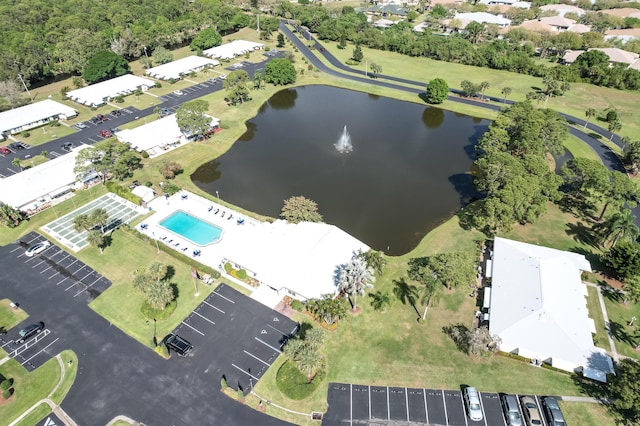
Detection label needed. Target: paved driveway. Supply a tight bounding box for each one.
[0,236,292,425]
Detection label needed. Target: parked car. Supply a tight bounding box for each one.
[464,387,483,421]
[99,129,113,138]
[502,394,523,426]
[90,116,101,124]
[17,322,45,343]
[61,142,75,152]
[542,397,566,426]
[520,396,543,426]
[111,109,122,117]
[96,114,108,122]
[165,333,193,357]
[25,240,51,257]
[219,73,227,80]
[173,90,184,96]
[9,142,23,150]
[158,108,171,117]
[110,127,120,133]
[207,77,218,83]
[0,146,10,155]
[129,180,139,189]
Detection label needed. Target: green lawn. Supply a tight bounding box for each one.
[15,403,51,426]
[563,134,602,164]
[602,292,640,360]
[0,299,28,332]
[14,124,76,148]
[0,350,77,425]
[560,401,617,426]
[586,286,611,352]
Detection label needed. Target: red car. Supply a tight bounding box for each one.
[99,129,113,138]
[0,146,10,155]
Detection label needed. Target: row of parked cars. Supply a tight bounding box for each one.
[0,141,30,156]
[465,387,565,426]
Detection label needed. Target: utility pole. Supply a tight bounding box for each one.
[17,74,33,101]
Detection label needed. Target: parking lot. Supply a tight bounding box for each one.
[170,283,299,393]
[323,383,554,426]
[0,232,111,371]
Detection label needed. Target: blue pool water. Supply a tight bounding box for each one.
[159,211,222,246]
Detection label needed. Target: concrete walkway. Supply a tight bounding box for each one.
[560,395,611,404]
[584,281,619,361]
[9,354,78,426]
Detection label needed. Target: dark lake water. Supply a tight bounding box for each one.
[192,85,489,255]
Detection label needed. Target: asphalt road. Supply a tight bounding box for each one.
[1,235,293,426]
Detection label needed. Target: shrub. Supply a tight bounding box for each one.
[60,86,70,97]
[0,379,12,391]
[345,59,359,66]
[141,151,149,158]
[220,377,227,390]
[160,181,181,195]
[113,95,125,103]
[308,64,313,71]
[224,262,233,273]
[50,120,61,127]
[291,299,304,311]
[236,269,247,280]
[105,182,142,205]
[155,343,169,358]
[145,181,153,187]
[2,388,12,399]
[425,78,449,104]
[141,299,177,320]
[21,131,30,138]
[276,359,325,400]
[159,161,183,179]
[265,46,271,51]
[237,387,244,400]
[155,82,162,89]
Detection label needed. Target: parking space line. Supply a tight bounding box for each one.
[181,321,204,336]
[213,291,235,304]
[48,271,59,279]
[74,276,102,297]
[55,277,68,286]
[534,396,547,426]
[10,247,22,253]
[478,393,488,426]
[406,387,410,421]
[254,336,281,353]
[424,388,429,423]
[21,337,59,366]
[369,385,372,420]
[461,391,469,426]
[231,363,260,380]
[443,391,449,425]
[350,384,353,424]
[10,330,51,357]
[65,281,80,291]
[387,386,390,420]
[267,323,290,336]
[202,300,225,314]
[32,260,46,268]
[192,310,216,326]
[40,266,53,274]
[243,350,270,367]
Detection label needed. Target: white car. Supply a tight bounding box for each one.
[464,387,483,421]
[25,241,51,257]
[173,90,184,96]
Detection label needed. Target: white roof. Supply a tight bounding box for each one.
[489,237,612,378]
[539,4,585,16]
[203,40,265,60]
[145,56,220,80]
[455,12,511,26]
[66,74,155,107]
[132,186,155,203]
[0,146,87,209]
[0,100,77,135]
[224,220,370,300]
[114,113,219,152]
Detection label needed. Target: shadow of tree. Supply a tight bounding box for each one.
[565,222,599,248]
[392,278,419,317]
[610,321,635,347]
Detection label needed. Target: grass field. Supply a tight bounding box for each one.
[587,286,611,352]
[0,299,28,332]
[0,350,75,425]
[15,403,51,426]
[560,401,616,426]
[603,291,640,360]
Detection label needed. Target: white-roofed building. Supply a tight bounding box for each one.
[66,74,155,107]
[453,12,512,27]
[539,4,585,16]
[132,186,156,203]
[203,40,265,60]
[488,237,613,381]
[0,146,91,212]
[145,56,220,81]
[563,48,640,70]
[222,220,370,300]
[0,100,77,139]
[114,113,219,157]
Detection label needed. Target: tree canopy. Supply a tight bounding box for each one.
[280,196,323,223]
[82,51,130,84]
[74,139,140,183]
[175,100,211,138]
[425,78,448,104]
[189,28,222,52]
[223,70,251,105]
[264,58,297,85]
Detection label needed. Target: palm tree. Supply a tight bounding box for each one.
[337,255,375,310]
[362,249,386,276]
[609,119,622,141]
[622,278,640,305]
[599,209,639,247]
[87,230,105,254]
[0,204,23,227]
[90,208,109,234]
[296,346,323,381]
[369,291,391,312]
[392,278,419,316]
[11,158,22,170]
[478,81,490,100]
[283,338,304,360]
[132,270,151,294]
[584,108,597,129]
[148,262,168,284]
[146,280,174,310]
[418,274,441,321]
[304,328,325,350]
[501,87,511,104]
[72,214,92,233]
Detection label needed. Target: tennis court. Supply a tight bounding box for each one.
[43,193,146,251]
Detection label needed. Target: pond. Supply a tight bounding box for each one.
[192,85,489,255]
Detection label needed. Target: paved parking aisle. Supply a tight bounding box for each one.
[407,388,428,423]
[0,326,64,371]
[481,392,505,426]
[170,283,298,393]
[426,389,447,425]
[444,390,467,426]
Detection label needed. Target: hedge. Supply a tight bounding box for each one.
[105,182,142,205]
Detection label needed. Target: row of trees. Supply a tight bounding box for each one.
[72,208,110,253]
[74,139,142,184]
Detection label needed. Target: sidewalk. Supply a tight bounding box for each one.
[584,281,619,361]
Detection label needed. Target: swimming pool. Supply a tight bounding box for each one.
[159,210,223,246]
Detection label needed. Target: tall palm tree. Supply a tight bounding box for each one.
[91,208,109,234]
[600,209,639,247]
[609,119,622,142]
[584,108,597,129]
[72,214,92,233]
[337,255,375,310]
[478,81,490,100]
[87,230,105,254]
[369,291,391,313]
[146,280,174,310]
[501,87,511,104]
[418,274,441,321]
[296,346,323,381]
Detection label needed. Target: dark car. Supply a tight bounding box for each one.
[9,142,23,150]
[110,127,120,133]
[90,116,101,124]
[165,333,193,357]
[61,142,75,152]
[111,110,122,117]
[0,146,10,155]
[158,108,170,117]
[542,397,566,426]
[17,322,45,343]
[96,114,108,122]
